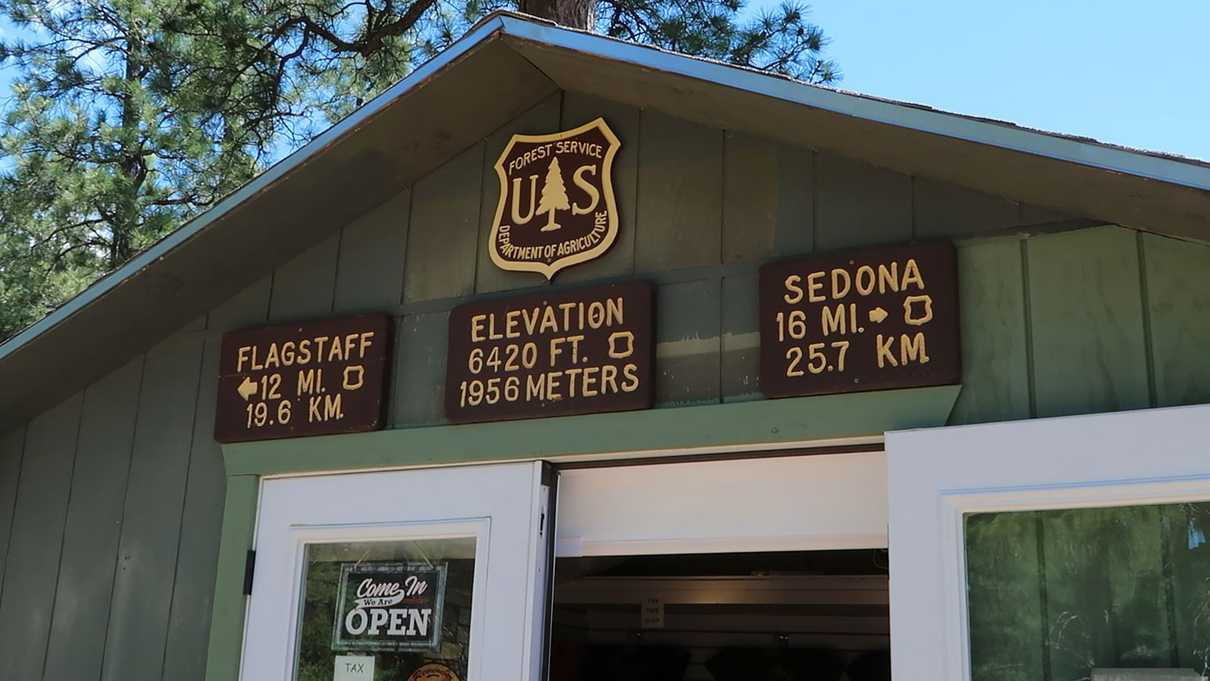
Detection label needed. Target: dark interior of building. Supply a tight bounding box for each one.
[549,550,892,681]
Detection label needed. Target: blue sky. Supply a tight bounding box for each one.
[755,0,1210,161]
[1,2,1207,161]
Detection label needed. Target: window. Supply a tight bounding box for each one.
[965,503,1210,681]
[885,404,1210,681]
[294,538,478,681]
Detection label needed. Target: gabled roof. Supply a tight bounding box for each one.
[2,10,1209,428]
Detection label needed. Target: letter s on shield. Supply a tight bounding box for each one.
[488,118,622,280]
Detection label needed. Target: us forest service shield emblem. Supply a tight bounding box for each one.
[489,117,622,279]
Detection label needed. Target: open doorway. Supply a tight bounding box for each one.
[548,549,891,681]
[550,451,891,681]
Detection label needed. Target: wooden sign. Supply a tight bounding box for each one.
[446,282,654,423]
[488,118,622,280]
[214,314,392,443]
[332,561,447,652]
[759,242,960,398]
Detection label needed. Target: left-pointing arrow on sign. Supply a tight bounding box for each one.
[238,376,257,401]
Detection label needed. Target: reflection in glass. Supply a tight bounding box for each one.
[295,537,476,681]
[965,502,1210,681]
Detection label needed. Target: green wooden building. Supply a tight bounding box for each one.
[1,12,1208,681]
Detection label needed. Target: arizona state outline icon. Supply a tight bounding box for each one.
[488,117,622,279]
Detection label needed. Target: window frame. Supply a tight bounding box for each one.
[885,404,1210,681]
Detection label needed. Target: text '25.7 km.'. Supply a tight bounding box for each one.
[759,241,961,399]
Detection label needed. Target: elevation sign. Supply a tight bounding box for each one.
[759,242,961,398]
[446,282,654,423]
[214,314,392,442]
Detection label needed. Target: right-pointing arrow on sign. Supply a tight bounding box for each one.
[869,307,888,323]
[237,376,257,401]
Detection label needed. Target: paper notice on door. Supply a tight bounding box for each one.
[640,597,664,629]
[334,655,375,681]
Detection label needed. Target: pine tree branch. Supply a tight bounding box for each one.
[28,218,107,254]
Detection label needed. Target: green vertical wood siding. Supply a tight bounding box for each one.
[161,279,271,681]
[161,331,230,681]
[177,282,271,681]
[1027,226,1151,418]
[404,144,483,303]
[2,91,1209,681]
[1140,232,1210,407]
[723,132,779,264]
[101,333,205,681]
[635,110,723,271]
[43,358,143,681]
[333,190,411,313]
[815,153,912,250]
[393,310,451,427]
[723,132,814,264]
[0,393,83,680]
[914,177,1022,239]
[269,233,340,320]
[656,278,722,407]
[949,237,1032,425]
[0,426,24,591]
[721,272,761,403]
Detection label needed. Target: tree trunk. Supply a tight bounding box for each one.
[112,28,147,267]
[518,0,597,30]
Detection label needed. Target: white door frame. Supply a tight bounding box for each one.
[555,450,889,557]
[240,461,551,681]
[886,403,1210,681]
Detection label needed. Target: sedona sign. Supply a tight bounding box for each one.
[488,117,621,279]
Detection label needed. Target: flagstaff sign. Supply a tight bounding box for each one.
[488,118,622,279]
[214,314,392,442]
[332,562,447,652]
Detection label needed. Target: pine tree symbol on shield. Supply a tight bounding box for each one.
[488,117,622,280]
[538,157,570,232]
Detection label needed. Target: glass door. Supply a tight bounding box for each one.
[240,461,553,681]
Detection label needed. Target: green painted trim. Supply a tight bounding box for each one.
[203,475,259,681]
[223,386,960,476]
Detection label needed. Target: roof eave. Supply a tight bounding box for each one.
[496,13,1210,191]
[2,12,1208,429]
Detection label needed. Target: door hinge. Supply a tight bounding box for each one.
[243,550,256,595]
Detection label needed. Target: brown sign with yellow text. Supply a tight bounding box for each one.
[759,242,960,398]
[215,314,392,442]
[446,282,653,423]
[488,118,622,279]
